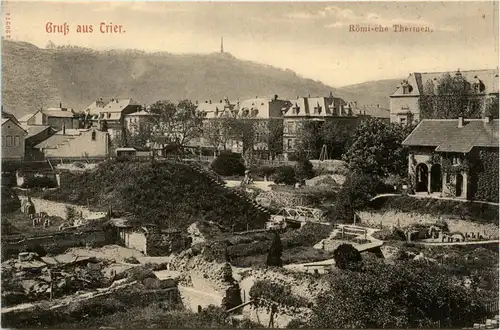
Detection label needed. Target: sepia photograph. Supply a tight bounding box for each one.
[0,1,499,328]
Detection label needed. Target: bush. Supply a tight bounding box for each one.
[20,175,58,189]
[325,173,383,222]
[211,152,246,176]
[251,165,277,179]
[273,166,297,185]
[1,186,21,214]
[281,223,333,248]
[294,158,314,180]
[222,284,243,311]
[309,260,490,329]
[333,244,362,270]
[250,280,309,309]
[23,243,47,257]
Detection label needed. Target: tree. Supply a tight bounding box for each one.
[333,244,362,270]
[126,121,154,150]
[325,173,383,222]
[294,157,314,181]
[266,231,283,267]
[321,120,356,159]
[295,121,323,158]
[294,120,355,160]
[210,152,246,176]
[308,260,486,329]
[148,100,204,152]
[45,40,56,49]
[342,118,415,177]
[201,117,237,156]
[273,166,297,185]
[485,97,499,118]
[420,73,484,119]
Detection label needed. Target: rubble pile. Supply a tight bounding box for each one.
[1,251,114,307]
[170,251,234,293]
[248,268,330,303]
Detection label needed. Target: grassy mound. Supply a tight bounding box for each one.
[35,160,269,231]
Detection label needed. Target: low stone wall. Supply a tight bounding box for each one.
[18,196,92,220]
[2,229,110,260]
[359,210,499,239]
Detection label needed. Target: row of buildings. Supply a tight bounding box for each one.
[2,68,499,203]
[1,93,389,161]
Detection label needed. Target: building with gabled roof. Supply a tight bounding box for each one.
[2,117,27,160]
[402,116,498,201]
[84,98,142,141]
[20,105,77,131]
[390,68,499,124]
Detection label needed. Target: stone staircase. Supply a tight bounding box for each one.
[179,159,272,219]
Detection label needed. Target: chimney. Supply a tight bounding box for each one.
[220,100,223,103]
[209,100,212,104]
[458,116,464,128]
[308,94,311,98]
[377,104,380,108]
[59,102,62,108]
[195,101,199,105]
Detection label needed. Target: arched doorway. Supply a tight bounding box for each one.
[455,174,463,197]
[430,164,442,193]
[415,163,428,193]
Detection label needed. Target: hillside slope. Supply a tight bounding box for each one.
[2,40,398,116]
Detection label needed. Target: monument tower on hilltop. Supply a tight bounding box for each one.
[220,37,224,54]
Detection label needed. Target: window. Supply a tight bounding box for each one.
[91,131,97,141]
[400,117,407,125]
[1,136,4,147]
[313,106,322,115]
[287,139,293,150]
[6,136,12,147]
[107,113,111,119]
[14,136,20,146]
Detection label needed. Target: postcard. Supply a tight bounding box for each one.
[1,1,499,329]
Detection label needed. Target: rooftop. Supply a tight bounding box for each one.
[103,99,140,112]
[402,118,499,153]
[392,68,499,97]
[21,125,54,139]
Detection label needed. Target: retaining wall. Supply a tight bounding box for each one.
[1,229,110,260]
[358,210,499,239]
[18,196,92,220]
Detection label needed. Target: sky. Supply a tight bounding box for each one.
[2,1,499,87]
